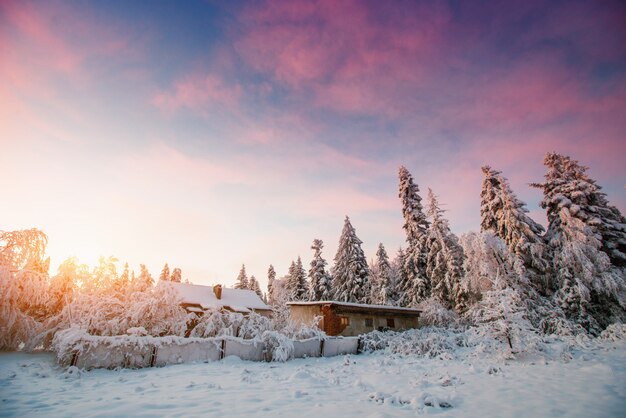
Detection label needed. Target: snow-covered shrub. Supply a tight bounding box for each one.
[261,330,294,362]
[124,284,190,337]
[361,327,467,359]
[418,297,459,327]
[599,323,626,341]
[279,316,325,340]
[238,312,273,340]
[189,310,245,338]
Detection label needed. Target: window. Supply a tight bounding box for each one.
[340,317,350,326]
[386,318,395,328]
[365,318,373,327]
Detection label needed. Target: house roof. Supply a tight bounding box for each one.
[160,281,270,313]
[287,301,421,316]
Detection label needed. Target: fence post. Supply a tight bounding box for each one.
[220,338,226,360]
[70,350,79,367]
[320,338,325,357]
[149,346,158,367]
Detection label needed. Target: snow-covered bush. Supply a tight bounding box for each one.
[599,323,626,342]
[418,297,459,327]
[261,330,294,362]
[360,327,468,359]
[238,312,273,340]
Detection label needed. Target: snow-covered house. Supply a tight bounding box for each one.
[287,301,421,337]
[161,281,272,317]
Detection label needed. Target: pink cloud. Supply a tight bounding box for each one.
[234,0,449,117]
[1,0,137,84]
[152,73,243,114]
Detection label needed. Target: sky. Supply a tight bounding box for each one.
[1,0,625,289]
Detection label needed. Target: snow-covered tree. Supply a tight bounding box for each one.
[170,267,182,283]
[133,264,154,292]
[480,166,549,289]
[459,232,526,297]
[550,209,625,333]
[532,153,626,333]
[87,256,119,294]
[398,166,430,307]
[249,275,263,298]
[267,264,276,305]
[47,257,85,316]
[532,153,626,267]
[0,229,50,350]
[308,239,332,301]
[234,264,249,289]
[466,276,536,357]
[331,216,369,303]
[424,189,465,310]
[370,243,395,305]
[159,263,170,281]
[391,247,406,305]
[286,257,308,301]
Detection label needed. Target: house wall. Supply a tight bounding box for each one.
[329,310,419,337]
[289,305,323,326]
[289,305,419,337]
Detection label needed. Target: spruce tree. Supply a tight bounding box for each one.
[392,247,407,306]
[480,166,549,289]
[234,264,249,289]
[249,275,263,298]
[286,258,308,301]
[532,153,626,267]
[135,264,153,292]
[308,239,332,301]
[159,263,170,282]
[294,257,308,301]
[170,267,182,283]
[532,153,626,332]
[398,166,430,306]
[331,216,369,303]
[267,264,276,305]
[371,243,394,305]
[424,189,465,310]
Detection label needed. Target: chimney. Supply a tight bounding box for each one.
[214,284,222,300]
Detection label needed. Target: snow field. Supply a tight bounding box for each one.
[1,340,625,418]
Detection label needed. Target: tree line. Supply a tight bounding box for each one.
[236,153,626,335]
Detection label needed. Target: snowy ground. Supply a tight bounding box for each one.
[1,343,625,418]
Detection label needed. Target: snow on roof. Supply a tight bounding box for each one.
[287,300,422,314]
[160,281,270,312]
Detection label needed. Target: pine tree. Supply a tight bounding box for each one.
[370,243,394,305]
[135,264,153,292]
[170,267,182,283]
[159,263,170,282]
[398,166,430,306]
[293,257,308,301]
[308,239,332,301]
[267,264,276,305]
[424,189,465,310]
[331,216,369,303]
[249,275,263,298]
[113,262,131,297]
[480,166,549,290]
[532,153,626,332]
[234,264,249,289]
[532,153,626,267]
[285,259,307,301]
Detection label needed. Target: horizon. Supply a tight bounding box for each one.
[2,0,625,288]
